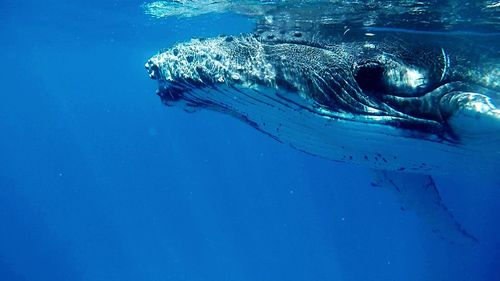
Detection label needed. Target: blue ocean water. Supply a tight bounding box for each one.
[1,1,499,281]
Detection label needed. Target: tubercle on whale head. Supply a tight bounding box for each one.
[144,35,276,106]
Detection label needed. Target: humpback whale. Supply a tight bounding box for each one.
[144,4,499,244]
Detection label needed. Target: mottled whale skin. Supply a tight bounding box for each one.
[146,33,499,243]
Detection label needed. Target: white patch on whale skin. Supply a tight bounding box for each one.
[443,92,500,146]
[385,67,428,93]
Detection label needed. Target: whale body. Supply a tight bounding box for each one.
[145,31,499,243]
[146,33,499,171]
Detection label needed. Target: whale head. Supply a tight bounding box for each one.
[146,35,439,109]
[145,36,275,107]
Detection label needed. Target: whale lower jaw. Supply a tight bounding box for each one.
[169,84,498,175]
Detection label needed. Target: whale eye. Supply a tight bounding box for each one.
[354,62,386,94]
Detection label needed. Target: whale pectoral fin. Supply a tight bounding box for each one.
[371,170,478,245]
[440,91,500,145]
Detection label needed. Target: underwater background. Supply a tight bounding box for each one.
[1,1,499,280]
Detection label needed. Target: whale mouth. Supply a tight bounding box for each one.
[146,58,188,104]
[145,59,161,80]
